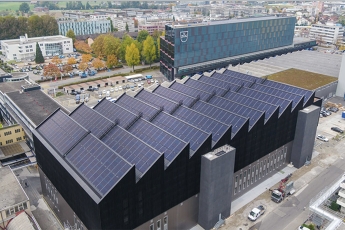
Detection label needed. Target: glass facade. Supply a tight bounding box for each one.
[160,17,296,80]
[45,43,63,56]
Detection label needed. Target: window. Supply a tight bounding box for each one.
[247,168,251,187]
[163,216,168,230]
[13,54,16,57]
[16,137,22,141]
[6,139,13,144]
[157,220,161,230]
[40,43,43,46]
[150,224,154,230]
[15,129,21,133]
[239,173,242,192]
[4,131,12,136]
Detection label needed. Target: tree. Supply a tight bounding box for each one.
[92,58,105,70]
[107,17,115,32]
[43,63,61,80]
[67,57,77,65]
[63,64,73,74]
[74,40,92,53]
[125,22,129,32]
[118,35,134,61]
[78,62,88,71]
[19,3,30,13]
[106,55,118,68]
[142,35,156,67]
[35,42,44,64]
[86,2,92,10]
[125,43,140,71]
[51,56,62,65]
[91,34,120,57]
[81,54,92,63]
[66,29,76,43]
[137,30,149,43]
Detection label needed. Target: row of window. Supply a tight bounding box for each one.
[149,216,168,230]
[0,136,25,145]
[233,148,287,195]
[5,202,28,217]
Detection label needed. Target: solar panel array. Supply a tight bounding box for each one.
[135,90,178,114]
[128,119,187,162]
[152,112,209,151]
[66,134,132,195]
[101,125,161,174]
[184,78,227,96]
[37,110,88,156]
[153,86,195,107]
[169,82,212,102]
[70,104,114,138]
[173,106,229,142]
[116,94,160,121]
[94,99,138,129]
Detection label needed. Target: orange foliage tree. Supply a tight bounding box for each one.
[67,57,77,65]
[63,65,73,73]
[43,63,61,80]
[92,58,105,70]
[74,40,92,53]
[81,54,92,63]
[51,56,62,65]
[78,62,88,71]
[106,54,118,68]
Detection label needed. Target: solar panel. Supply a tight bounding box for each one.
[116,94,160,121]
[37,110,88,156]
[66,134,132,195]
[207,96,264,127]
[192,101,247,133]
[153,86,195,107]
[101,125,161,175]
[94,99,138,129]
[70,104,114,138]
[251,84,303,108]
[135,90,178,114]
[172,106,230,142]
[128,119,187,162]
[212,72,252,88]
[224,69,257,82]
[239,87,291,115]
[223,91,278,120]
[199,75,241,91]
[169,82,212,102]
[152,112,209,151]
[184,78,227,96]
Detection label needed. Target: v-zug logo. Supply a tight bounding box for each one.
[180,31,188,42]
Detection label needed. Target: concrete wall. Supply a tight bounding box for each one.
[291,105,320,168]
[134,195,199,230]
[198,145,235,230]
[336,54,345,97]
[315,81,338,102]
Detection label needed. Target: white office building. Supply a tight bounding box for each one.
[58,19,111,36]
[309,23,345,45]
[112,17,136,32]
[0,34,73,61]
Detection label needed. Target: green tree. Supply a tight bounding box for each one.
[125,43,140,71]
[19,3,30,13]
[118,34,134,61]
[142,35,156,67]
[35,42,44,64]
[66,29,76,43]
[92,34,120,57]
[107,17,115,32]
[86,2,92,10]
[137,30,149,43]
[125,22,129,32]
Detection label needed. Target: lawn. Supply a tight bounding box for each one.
[0,2,33,12]
[265,68,337,90]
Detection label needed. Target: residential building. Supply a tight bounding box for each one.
[58,19,111,36]
[33,68,320,230]
[309,23,345,45]
[0,35,73,61]
[0,125,26,147]
[160,16,316,80]
[112,17,135,32]
[138,22,166,35]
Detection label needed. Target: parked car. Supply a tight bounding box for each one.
[119,86,123,91]
[115,87,118,92]
[316,135,328,142]
[86,88,94,92]
[331,127,344,134]
[110,88,114,93]
[248,205,265,221]
[328,107,339,113]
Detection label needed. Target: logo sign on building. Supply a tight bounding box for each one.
[180,31,188,43]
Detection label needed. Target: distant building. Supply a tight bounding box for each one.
[58,19,111,36]
[0,34,73,61]
[112,17,135,32]
[33,6,49,12]
[309,24,345,45]
[138,22,166,35]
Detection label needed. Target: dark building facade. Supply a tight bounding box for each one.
[33,69,320,230]
[160,16,297,80]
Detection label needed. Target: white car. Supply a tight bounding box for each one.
[316,135,328,142]
[102,90,106,94]
[110,88,114,93]
[119,86,123,91]
[115,87,118,92]
[248,205,265,221]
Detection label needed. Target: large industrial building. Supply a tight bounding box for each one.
[33,68,321,230]
[160,16,316,80]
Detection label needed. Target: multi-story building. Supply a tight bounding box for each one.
[138,22,166,35]
[58,19,111,36]
[33,68,321,230]
[0,35,73,61]
[160,16,297,80]
[309,23,345,45]
[112,17,135,32]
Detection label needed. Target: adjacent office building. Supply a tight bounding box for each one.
[33,68,320,230]
[58,19,111,36]
[0,35,73,61]
[160,16,298,80]
[309,23,345,45]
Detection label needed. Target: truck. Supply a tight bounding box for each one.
[248,205,265,221]
[271,173,295,203]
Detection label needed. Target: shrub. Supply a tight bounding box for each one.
[56,92,64,97]
[302,223,314,230]
[330,201,340,211]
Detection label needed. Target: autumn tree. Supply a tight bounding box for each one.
[125,43,140,71]
[118,35,134,61]
[81,54,92,63]
[51,56,62,65]
[35,42,44,64]
[63,64,73,73]
[67,57,77,65]
[106,54,118,68]
[78,62,88,71]
[142,35,156,67]
[66,29,76,43]
[91,34,120,58]
[92,58,105,70]
[43,63,61,80]
[74,40,92,53]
